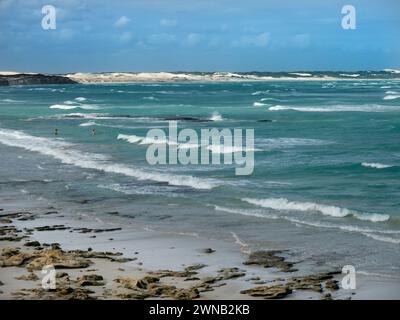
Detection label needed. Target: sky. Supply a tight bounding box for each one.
[0,0,399,73]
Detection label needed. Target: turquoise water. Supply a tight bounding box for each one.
[1,78,400,276]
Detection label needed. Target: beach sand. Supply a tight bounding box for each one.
[0,200,399,300]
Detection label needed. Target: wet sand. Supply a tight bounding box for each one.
[0,202,398,300]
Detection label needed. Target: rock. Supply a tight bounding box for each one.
[325,280,340,291]
[73,227,122,233]
[323,293,333,300]
[106,211,119,215]
[0,248,33,267]
[241,271,340,299]
[184,277,200,281]
[24,286,96,300]
[244,250,297,272]
[0,225,28,242]
[25,249,92,270]
[184,264,207,271]
[241,284,292,299]
[56,272,70,280]
[76,274,105,286]
[218,268,246,280]
[24,241,41,247]
[200,248,215,254]
[114,276,159,290]
[33,225,70,232]
[149,269,197,278]
[15,272,39,281]
[0,247,93,269]
[257,119,273,122]
[0,73,76,86]
[163,116,211,123]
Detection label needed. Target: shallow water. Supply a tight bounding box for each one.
[0,79,399,276]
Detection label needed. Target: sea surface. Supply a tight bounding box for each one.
[1,75,400,276]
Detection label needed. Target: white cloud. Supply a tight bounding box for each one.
[160,19,177,27]
[115,16,130,28]
[232,32,270,47]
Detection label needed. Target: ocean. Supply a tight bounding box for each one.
[1,74,399,277]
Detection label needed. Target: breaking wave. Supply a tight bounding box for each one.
[0,128,217,190]
[49,104,99,110]
[210,111,223,121]
[215,206,399,244]
[241,198,390,222]
[253,102,267,107]
[362,162,394,169]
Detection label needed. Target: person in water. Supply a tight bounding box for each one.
[54,128,58,136]
[92,128,96,136]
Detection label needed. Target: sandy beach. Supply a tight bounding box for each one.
[1,198,399,300]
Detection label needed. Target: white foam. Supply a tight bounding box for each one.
[269,104,399,112]
[79,121,97,127]
[210,111,223,122]
[49,104,77,110]
[75,97,87,101]
[384,69,400,74]
[383,94,400,100]
[339,73,360,77]
[242,197,390,222]
[117,134,142,144]
[216,206,399,244]
[0,128,217,190]
[49,104,98,110]
[361,233,400,244]
[253,102,267,107]
[207,145,260,154]
[251,90,270,95]
[362,162,393,169]
[290,73,312,77]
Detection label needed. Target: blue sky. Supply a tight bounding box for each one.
[0,0,399,72]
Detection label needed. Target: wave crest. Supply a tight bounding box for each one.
[242,197,390,222]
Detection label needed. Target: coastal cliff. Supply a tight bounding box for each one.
[0,73,76,86]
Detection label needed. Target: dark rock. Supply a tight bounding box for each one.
[244,250,297,272]
[0,73,76,86]
[241,284,292,299]
[15,272,39,281]
[76,274,105,286]
[24,241,41,247]
[257,119,273,122]
[200,248,215,254]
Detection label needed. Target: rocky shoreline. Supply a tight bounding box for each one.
[0,207,349,300]
[0,73,76,86]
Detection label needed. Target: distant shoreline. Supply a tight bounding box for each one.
[1,71,400,86]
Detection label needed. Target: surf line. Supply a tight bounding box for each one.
[143,121,255,175]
